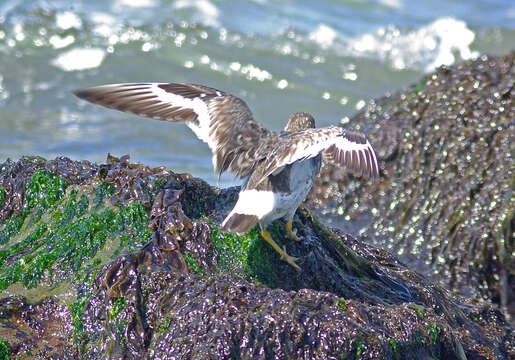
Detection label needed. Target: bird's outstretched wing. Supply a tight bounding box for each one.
[74,83,272,178]
[249,126,379,188]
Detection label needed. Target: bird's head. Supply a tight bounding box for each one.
[284,112,316,132]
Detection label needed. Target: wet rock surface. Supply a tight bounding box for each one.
[0,296,75,359]
[0,53,514,359]
[0,153,513,359]
[78,169,513,359]
[0,155,163,298]
[308,52,514,322]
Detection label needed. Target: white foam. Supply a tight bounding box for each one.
[49,35,75,49]
[0,74,8,101]
[309,24,337,49]
[90,12,121,39]
[56,11,82,30]
[240,64,272,81]
[277,79,288,89]
[349,17,479,72]
[51,48,106,71]
[173,0,220,28]
[379,0,402,9]
[114,0,156,8]
[90,12,117,26]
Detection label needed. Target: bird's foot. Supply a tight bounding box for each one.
[285,220,301,242]
[278,245,301,272]
[261,228,301,272]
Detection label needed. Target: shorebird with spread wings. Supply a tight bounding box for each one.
[74,83,379,271]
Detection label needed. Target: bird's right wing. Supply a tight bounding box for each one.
[74,83,272,178]
[253,126,379,187]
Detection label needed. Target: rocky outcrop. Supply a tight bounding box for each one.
[308,52,514,323]
[0,153,513,359]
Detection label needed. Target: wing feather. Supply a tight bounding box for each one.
[255,126,379,186]
[74,82,272,178]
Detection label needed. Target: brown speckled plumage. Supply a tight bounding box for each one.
[74,82,379,270]
[74,83,378,184]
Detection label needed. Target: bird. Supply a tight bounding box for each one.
[74,83,379,271]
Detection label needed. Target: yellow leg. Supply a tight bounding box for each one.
[261,228,301,271]
[285,220,300,241]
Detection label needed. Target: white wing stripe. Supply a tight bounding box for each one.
[147,83,216,151]
[281,132,372,163]
[277,129,378,178]
[77,83,217,152]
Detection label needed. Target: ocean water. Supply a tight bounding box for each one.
[0,0,513,186]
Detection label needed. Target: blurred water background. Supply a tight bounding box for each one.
[0,0,513,186]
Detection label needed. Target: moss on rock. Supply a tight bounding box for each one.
[0,176,151,293]
[210,223,281,287]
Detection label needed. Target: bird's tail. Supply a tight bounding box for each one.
[220,212,259,234]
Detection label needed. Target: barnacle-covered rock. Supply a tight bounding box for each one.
[308,52,514,322]
[1,154,513,359]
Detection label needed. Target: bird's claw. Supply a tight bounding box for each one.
[279,246,301,272]
[261,228,301,272]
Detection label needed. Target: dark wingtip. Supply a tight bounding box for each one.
[73,88,90,100]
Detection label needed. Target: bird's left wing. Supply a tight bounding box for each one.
[74,83,272,178]
[257,126,379,185]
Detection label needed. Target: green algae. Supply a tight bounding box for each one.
[0,170,152,295]
[100,297,130,357]
[70,296,89,343]
[211,223,256,273]
[0,215,25,246]
[0,339,8,360]
[1,170,67,246]
[0,188,4,209]
[92,181,116,208]
[389,338,398,359]
[24,169,68,210]
[412,79,427,94]
[210,223,281,287]
[0,196,151,291]
[428,323,438,343]
[183,252,203,275]
[22,155,46,163]
[108,297,128,331]
[337,298,347,311]
[414,304,424,317]
[354,338,366,357]
[158,316,171,335]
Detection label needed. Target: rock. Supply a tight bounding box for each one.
[0,296,75,359]
[1,153,513,359]
[0,155,161,295]
[307,52,514,323]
